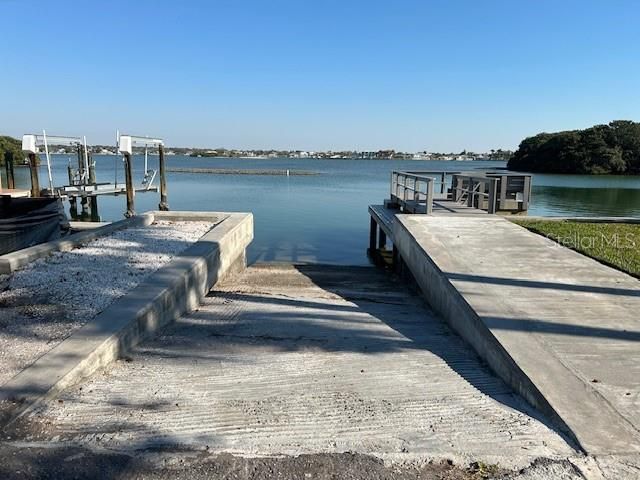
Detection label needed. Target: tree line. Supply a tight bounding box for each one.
[508,121,640,175]
[0,135,25,167]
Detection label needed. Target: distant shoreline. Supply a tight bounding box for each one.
[167,167,319,176]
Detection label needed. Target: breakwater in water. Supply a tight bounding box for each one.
[167,167,319,176]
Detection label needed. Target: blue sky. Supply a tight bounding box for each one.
[1,0,639,151]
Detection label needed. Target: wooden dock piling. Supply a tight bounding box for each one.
[80,195,90,219]
[89,195,100,221]
[28,153,40,197]
[4,152,15,190]
[88,152,96,184]
[67,161,74,185]
[77,144,86,180]
[123,152,135,217]
[369,217,377,252]
[69,196,78,219]
[158,144,169,211]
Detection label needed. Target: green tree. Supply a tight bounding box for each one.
[0,135,25,167]
[508,121,640,175]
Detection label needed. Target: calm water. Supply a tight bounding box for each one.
[5,155,640,265]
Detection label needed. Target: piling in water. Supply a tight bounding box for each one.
[88,152,96,184]
[28,153,40,197]
[123,152,135,218]
[158,144,169,211]
[4,151,15,190]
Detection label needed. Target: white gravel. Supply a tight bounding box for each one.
[0,221,212,387]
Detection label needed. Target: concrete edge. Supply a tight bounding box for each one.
[0,210,235,274]
[150,210,232,222]
[510,216,640,224]
[0,214,155,274]
[0,212,254,425]
[68,221,113,231]
[391,216,583,451]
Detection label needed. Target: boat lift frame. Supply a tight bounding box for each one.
[22,131,90,197]
[118,134,169,217]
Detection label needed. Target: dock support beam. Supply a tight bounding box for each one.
[378,228,386,249]
[158,144,169,211]
[123,152,135,218]
[80,195,90,219]
[369,217,377,253]
[28,153,40,197]
[89,195,100,221]
[69,196,78,220]
[4,152,15,190]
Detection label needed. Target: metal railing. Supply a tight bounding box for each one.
[486,173,532,212]
[390,171,436,214]
[451,174,500,213]
[402,171,462,195]
[389,170,532,215]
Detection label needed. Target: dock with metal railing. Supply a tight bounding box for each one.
[368,169,640,457]
[368,170,532,256]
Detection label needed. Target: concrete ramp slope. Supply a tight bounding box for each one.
[393,214,640,455]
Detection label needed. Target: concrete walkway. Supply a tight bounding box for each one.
[393,215,640,456]
[9,264,576,472]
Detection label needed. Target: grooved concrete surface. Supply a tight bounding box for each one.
[394,215,640,455]
[19,264,575,469]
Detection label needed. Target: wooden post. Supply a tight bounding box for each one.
[89,195,100,222]
[123,152,135,217]
[80,195,90,219]
[69,196,78,220]
[158,144,169,211]
[68,161,74,185]
[4,151,15,190]
[88,152,96,184]
[77,145,85,181]
[369,216,377,253]
[28,153,40,197]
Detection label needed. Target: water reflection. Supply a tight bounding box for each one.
[530,186,640,217]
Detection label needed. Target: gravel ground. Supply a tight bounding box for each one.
[0,445,592,480]
[0,221,212,388]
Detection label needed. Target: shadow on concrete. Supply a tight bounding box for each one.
[446,272,640,298]
[146,263,567,443]
[289,264,577,446]
[485,316,640,342]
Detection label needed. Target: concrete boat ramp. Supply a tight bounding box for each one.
[4,264,582,478]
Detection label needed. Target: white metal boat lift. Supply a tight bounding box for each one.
[19,130,169,221]
[118,134,169,217]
